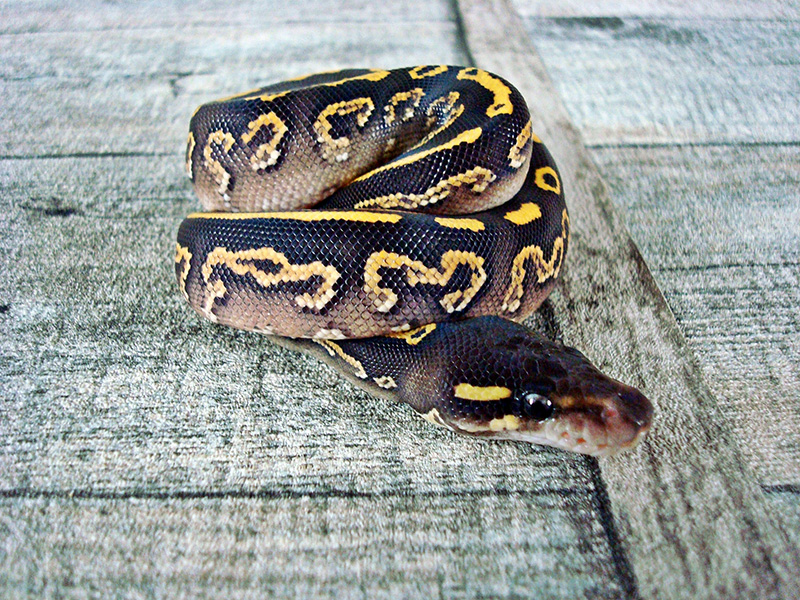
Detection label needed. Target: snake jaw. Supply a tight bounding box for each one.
[543,394,652,457]
[528,384,653,456]
[445,400,651,457]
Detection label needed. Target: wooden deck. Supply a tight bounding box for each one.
[1,1,798,598]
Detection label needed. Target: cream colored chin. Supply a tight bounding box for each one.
[422,409,645,457]
[487,429,616,457]
[448,415,627,457]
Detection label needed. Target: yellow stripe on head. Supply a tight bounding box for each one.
[454,383,512,401]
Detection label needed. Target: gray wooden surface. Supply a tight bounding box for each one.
[512,0,800,541]
[1,0,798,598]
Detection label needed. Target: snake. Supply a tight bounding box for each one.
[176,65,653,456]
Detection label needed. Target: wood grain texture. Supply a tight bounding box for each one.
[511,0,799,19]
[512,16,800,146]
[3,0,798,597]
[0,0,454,33]
[0,1,637,598]
[514,1,800,562]
[0,21,465,157]
[457,0,800,597]
[592,145,800,486]
[1,488,632,599]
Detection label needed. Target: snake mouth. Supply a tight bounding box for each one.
[452,418,649,457]
[538,387,654,456]
[537,404,651,457]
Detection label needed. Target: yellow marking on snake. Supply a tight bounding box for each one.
[203,130,236,198]
[354,166,495,210]
[456,68,513,117]
[244,70,392,102]
[384,88,425,124]
[241,112,288,170]
[185,132,196,178]
[363,250,486,313]
[321,69,391,87]
[535,166,561,194]
[504,202,542,225]
[455,414,522,433]
[373,375,397,389]
[422,407,449,429]
[200,247,340,319]
[490,415,522,431]
[242,90,292,103]
[386,323,437,345]
[314,98,375,163]
[354,127,482,181]
[409,65,449,79]
[434,217,485,232]
[502,210,570,313]
[508,120,532,168]
[415,92,466,148]
[315,340,368,379]
[454,383,512,401]
[175,243,192,301]
[426,92,460,123]
[187,211,402,224]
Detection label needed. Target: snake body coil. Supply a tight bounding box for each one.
[176,66,653,456]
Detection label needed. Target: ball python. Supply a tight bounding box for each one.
[176,65,653,456]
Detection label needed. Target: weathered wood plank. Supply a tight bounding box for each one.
[512,0,800,564]
[0,21,465,157]
[511,0,798,18]
[0,0,454,33]
[3,0,797,597]
[0,2,641,597]
[512,2,800,585]
[511,15,800,146]
[0,493,628,600]
[457,0,800,598]
[592,145,800,485]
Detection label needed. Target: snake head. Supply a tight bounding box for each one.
[424,317,654,457]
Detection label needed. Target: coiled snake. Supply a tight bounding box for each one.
[176,66,653,456]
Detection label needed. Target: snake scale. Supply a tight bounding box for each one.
[176,65,653,456]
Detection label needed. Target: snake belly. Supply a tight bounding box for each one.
[176,66,654,456]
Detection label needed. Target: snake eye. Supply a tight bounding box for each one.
[518,391,555,421]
